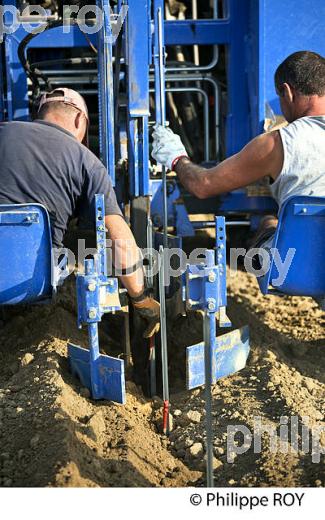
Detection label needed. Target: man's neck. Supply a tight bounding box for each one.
[297,96,325,119]
[41,115,76,136]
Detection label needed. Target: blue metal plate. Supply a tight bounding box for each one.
[68,344,126,405]
[186,326,250,390]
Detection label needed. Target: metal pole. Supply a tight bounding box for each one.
[85,258,100,399]
[192,220,251,229]
[159,246,170,435]
[192,0,200,66]
[157,7,168,249]
[97,0,115,181]
[204,250,217,488]
[147,217,157,396]
[146,218,154,290]
[123,311,132,368]
[203,311,215,487]
[88,322,100,398]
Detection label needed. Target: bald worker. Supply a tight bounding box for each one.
[0,88,160,338]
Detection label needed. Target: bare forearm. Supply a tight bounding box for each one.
[119,270,144,299]
[105,215,144,298]
[174,157,212,199]
[174,132,284,199]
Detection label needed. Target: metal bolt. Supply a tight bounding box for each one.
[88,308,97,319]
[207,298,216,312]
[208,271,216,283]
[302,207,307,214]
[88,281,96,292]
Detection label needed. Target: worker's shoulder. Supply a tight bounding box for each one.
[80,146,106,174]
[254,129,282,147]
[0,120,31,133]
[245,130,283,159]
[0,120,41,144]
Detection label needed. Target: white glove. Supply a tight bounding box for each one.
[152,124,188,170]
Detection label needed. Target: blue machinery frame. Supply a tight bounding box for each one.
[2,0,325,203]
[1,1,324,486]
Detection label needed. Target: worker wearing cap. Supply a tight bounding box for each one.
[0,88,160,338]
[152,51,325,250]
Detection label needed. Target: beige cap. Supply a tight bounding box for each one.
[38,88,89,146]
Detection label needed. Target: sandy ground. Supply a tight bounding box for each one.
[0,267,324,487]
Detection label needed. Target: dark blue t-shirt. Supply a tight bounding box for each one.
[0,120,123,246]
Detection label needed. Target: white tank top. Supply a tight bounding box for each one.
[270,115,325,209]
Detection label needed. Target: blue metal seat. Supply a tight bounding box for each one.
[0,203,56,305]
[0,198,126,404]
[258,196,325,299]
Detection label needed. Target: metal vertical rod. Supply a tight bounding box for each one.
[123,310,132,368]
[146,218,154,290]
[192,0,200,65]
[157,7,168,249]
[95,194,107,278]
[203,310,215,487]
[88,322,100,397]
[85,257,100,398]
[204,249,217,487]
[159,246,170,434]
[149,336,157,397]
[97,0,115,182]
[0,50,5,122]
[147,217,156,396]
[88,322,100,363]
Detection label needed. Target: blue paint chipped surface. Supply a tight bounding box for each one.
[187,326,250,390]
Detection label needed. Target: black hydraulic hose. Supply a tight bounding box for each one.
[17,20,68,100]
[17,19,98,108]
[30,57,98,69]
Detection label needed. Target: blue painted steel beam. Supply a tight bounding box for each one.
[125,0,151,197]
[126,1,151,118]
[165,19,231,46]
[225,0,251,156]
[97,0,115,182]
[4,30,29,120]
[14,26,97,49]
[153,0,165,126]
[0,48,4,120]
[183,190,278,214]
[4,18,228,49]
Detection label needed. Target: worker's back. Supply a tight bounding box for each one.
[271,115,325,208]
[0,120,121,247]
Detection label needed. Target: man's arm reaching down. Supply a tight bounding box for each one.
[105,215,160,338]
[105,214,144,298]
[152,125,284,198]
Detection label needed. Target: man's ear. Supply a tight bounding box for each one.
[75,111,83,130]
[283,82,294,103]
